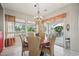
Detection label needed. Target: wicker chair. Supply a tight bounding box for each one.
[19,35,28,56]
[27,33,41,56]
[42,33,56,56]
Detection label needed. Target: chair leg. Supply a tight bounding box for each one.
[40,51,44,56]
[22,50,23,56]
[50,50,54,56]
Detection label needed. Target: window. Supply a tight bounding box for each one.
[7,22,15,33]
[15,19,36,36]
[15,22,25,32]
[7,21,15,38]
[26,23,36,32]
[15,19,26,34]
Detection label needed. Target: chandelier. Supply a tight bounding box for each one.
[34,3,43,20]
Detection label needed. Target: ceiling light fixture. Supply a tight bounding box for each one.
[34,3,43,20]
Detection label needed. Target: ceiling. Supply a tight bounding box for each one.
[2,3,69,18]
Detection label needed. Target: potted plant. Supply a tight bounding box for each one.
[54,26,63,36]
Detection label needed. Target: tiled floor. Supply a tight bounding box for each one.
[55,36,64,47]
[1,46,22,56]
[54,45,79,56]
[1,45,79,56]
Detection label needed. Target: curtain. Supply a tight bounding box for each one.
[5,15,15,22]
[5,15,15,47]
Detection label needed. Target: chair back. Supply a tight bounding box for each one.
[49,33,56,56]
[19,35,23,44]
[27,33,40,56]
[39,32,45,43]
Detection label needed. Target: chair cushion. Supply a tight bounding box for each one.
[23,41,28,47]
[40,42,50,48]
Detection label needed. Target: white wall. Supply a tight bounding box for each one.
[0,4,4,39]
[0,4,5,48]
[0,4,3,32]
[68,4,78,52]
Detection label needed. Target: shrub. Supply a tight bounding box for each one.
[54,26,63,32]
